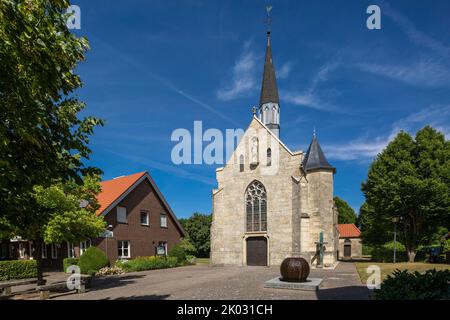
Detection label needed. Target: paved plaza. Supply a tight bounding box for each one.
[46,261,369,300]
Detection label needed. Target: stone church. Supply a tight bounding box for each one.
[210,30,339,267]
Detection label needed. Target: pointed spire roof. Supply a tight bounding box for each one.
[259,31,279,105]
[302,135,336,173]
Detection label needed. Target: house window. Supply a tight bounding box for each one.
[239,155,244,172]
[41,243,48,259]
[267,148,272,167]
[80,239,91,256]
[67,242,76,258]
[160,214,168,228]
[118,241,130,259]
[0,243,7,259]
[50,244,58,259]
[140,211,149,226]
[245,180,267,232]
[117,206,127,223]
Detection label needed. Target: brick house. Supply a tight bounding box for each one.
[0,171,185,270]
[337,224,362,260]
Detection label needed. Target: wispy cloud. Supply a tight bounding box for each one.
[216,42,259,101]
[380,0,450,58]
[324,105,450,161]
[357,59,450,88]
[282,58,346,113]
[277,61,293,79]
[92,36,238,126]
[104,149,215,186]
[356,1,450,88]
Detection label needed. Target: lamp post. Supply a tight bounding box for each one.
[392,217,399,263]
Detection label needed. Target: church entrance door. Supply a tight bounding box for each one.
[246,237,267,266]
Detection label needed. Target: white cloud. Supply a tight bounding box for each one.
[357,59,450,88]
[216,42,259,101]
[277,61,293,79]
[324,105,450,161]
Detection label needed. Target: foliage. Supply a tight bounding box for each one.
[371,242,408,263]
[361,126,450,262]
[334,196,357,224]
[0,260,37,281]
[168,243,187,263]
[63,257,79,273]
[115,256,179,272]
[443,239,450,253]
[78,247,109,275]
[179,213,212,257]
[178,238,196,256]
[186,255,196,265]
[96,266,125,276]
[362,244,373,256]
[374,269,450,300]
[0,0,104,281]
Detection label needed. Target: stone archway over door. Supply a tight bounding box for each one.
[246,237,267,266]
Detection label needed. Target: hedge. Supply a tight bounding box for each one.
[115,256,179,272]
[371,242,425,262]
[63,258,79,273]
[375,269,450,300]
[78,247,109,275]
[0,260,37,281]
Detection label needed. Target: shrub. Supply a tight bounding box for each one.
[375,269,450,300]
[0,260,37,281]
[63,258,79,273]
[186,255,196,265]
[78,247,109,275]
[168,243,187,263]
[96,266,125,276]
[179,238,197,256]
[115,256,179,272]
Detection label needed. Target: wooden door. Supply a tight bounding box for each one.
[344,244,351,257]
[246,237,267,266]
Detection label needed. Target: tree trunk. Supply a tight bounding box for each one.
[34,239,46,285]
[407,248,416,263]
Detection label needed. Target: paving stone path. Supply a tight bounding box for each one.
[49,261,369,300]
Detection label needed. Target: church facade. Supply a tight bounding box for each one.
[210,31,339,267]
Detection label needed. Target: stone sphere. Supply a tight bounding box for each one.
[280,257,310,282]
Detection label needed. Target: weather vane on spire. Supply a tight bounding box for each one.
[265,4,273,32]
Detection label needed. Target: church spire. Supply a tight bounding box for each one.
[259,5,281,138]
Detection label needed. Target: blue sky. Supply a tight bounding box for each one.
[73,0,450,218]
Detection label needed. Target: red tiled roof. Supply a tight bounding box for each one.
[96,172,147,216]
[337,224,361,238]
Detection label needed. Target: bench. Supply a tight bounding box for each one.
[0,279,38,296]
[36,275,91,300]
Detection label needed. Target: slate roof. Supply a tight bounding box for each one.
[302,136,335,173]
[259,32,279,105]
[337,224,361,238]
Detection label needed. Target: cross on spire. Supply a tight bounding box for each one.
[265,5,273,32]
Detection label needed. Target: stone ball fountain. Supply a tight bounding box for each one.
[280,257,310,282]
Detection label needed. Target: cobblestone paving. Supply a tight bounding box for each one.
[50,261,369,300]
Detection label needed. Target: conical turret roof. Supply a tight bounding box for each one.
[302,136,335,173]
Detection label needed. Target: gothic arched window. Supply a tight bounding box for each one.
[267,148,272,167]
[245,181,267,232]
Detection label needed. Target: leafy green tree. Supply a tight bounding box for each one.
[334,196,357,224]
[179,213,212,258]
[0,0,104,282]
[362,127,450,262]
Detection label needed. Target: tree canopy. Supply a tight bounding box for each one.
[0,0,104,281]
[361,126,450,262]
[334,196,357,224]
[179,213,212,258]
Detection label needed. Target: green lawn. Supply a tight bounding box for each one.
[195,258,210,265]
[355,262,450,283]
